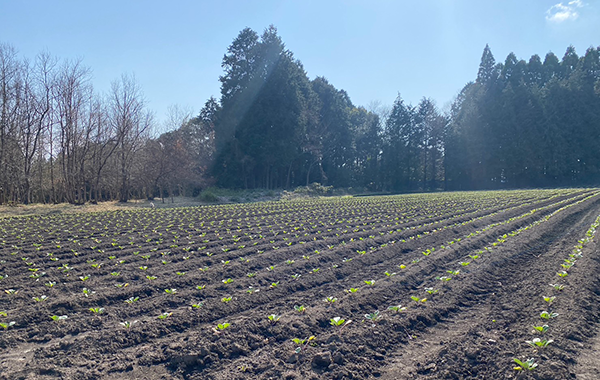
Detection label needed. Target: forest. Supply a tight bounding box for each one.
[1,26,599,205]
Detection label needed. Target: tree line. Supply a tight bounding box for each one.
[1,26,599,205]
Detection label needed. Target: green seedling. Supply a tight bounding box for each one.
[158,312,172,320]
[0,311,7,317]
[89,307,105,314]
[51,315,68,321]
[436,276,452,281]
[196,284,206,290]
[398,264,406,269]
[222,278,233,284]
[221,296,232,303]
[0,321,16,329]
[330,317,352,333]
[33,295,48,302]
[557,271,568,277]
[411,296,427,303]
[192,302,204,309]
[365,311,381,323]
[526,338,553,348]
[270,281,280,288]
[468,255,480,260]
[543,296,555,304]
[82,288,95,297]
[176,271,186,276]
[146,275,157,281]
[294,305,306,313]
[216,322,230,331]
[120,320,137,328]
[364,280,375,286]
[345,288,359,294]
[125,296,139,304]
[115,282,129,288]
[246,286,260,294]
[446,270,460,276]
[459,261,471,266]
[4,289,17,295]
[291,274,301,280]
[286,260,295,265]
[268,314,281,323]
[513,358,538,371]
[165,288,177,294]
[312,268,320,273]
[388,304,407,313]
[540,311,558,320]
[424,287,439,295]
[139,266,148,271]
[247,272,256,278]
[549,283,564,291]
[292,336,316,353]
[533,325,549,333]
[325,296,337,304]
[79,275,90,281]
[384,271,396,277]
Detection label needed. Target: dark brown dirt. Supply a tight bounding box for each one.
[1,190,599,380]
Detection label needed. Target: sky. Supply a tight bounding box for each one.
[1,0,599,130]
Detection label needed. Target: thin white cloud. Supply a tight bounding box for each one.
[546,0,585,23]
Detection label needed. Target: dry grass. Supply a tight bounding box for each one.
[0,197,203,218]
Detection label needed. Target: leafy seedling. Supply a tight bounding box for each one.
[365,311,381,324]
[345,288,359,294]
[533,325,549,333]
[221,296,232,303]
[540,311,558,320]
[268,314,281,323]
[411,296,427,303]
[120,320,137,329]
[513,358,538,371]
[325,296,337,304]
[526,338,553,348]
[51,315,68,321]
[424,287,439,295]
[388,304,407,313]
[158,312,172,320]
[89,307,105,314]
[294,305,306,313]
[0,320,16,329]
[543,296,555,304]
[364,280,375,286]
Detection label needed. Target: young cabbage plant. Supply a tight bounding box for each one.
[216,322,231,331]
[330,317,352,334]
[364,280,375,286]
[543,296,555,304]
[294,305,306,313]
[526,338,553,348]
[120,320,138,329]
[325,296,338,304]
[51,315,68,321]
[533,325,549,333]
[268,314,281,324]
[388,304,407,313]
[89,307,105,314]
[365,311,381,324]
[125,296,139,304]
[0,321,16,329]
[411,296,427,303]
[540,311,558,320]
[158,312,172,320]
[345,288,359,294]
[549,283,564,291]
[424,288,439,295]
[513,358,538,371]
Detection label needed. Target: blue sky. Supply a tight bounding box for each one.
[1,1,598,128]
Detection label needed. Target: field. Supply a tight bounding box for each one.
[1,189,600,380]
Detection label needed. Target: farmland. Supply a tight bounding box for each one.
[1,189,600,379]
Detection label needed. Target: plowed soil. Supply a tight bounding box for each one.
[1,189,600,380]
